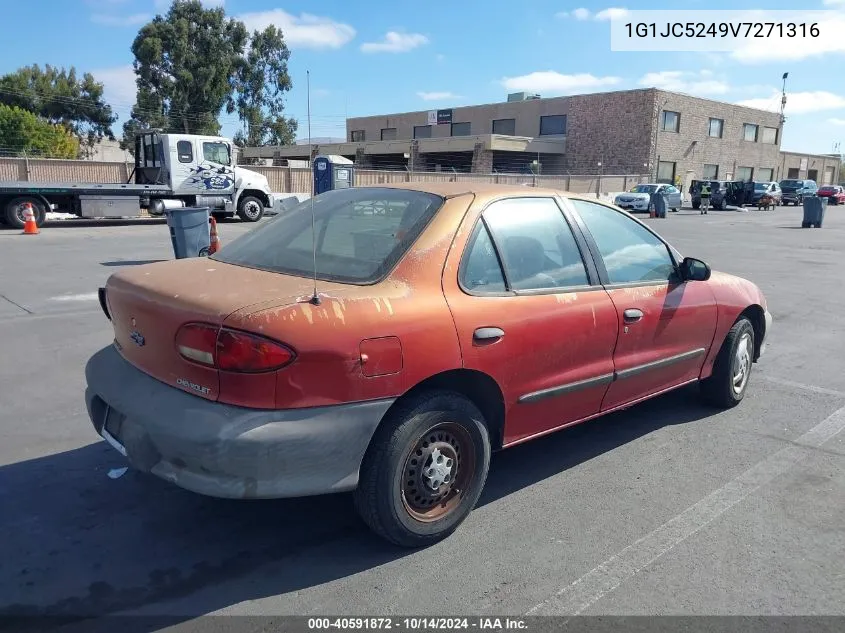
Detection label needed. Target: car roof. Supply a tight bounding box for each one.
[360,181,623,206]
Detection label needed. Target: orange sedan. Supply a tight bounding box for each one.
[86,183,772,547]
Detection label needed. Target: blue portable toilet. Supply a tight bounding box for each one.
[313,154,355,195]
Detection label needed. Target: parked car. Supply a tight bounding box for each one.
[817,185,845,205]
[750,181,783,206]
[85,184,772,547]
[779,179,817,206]
[614,183,682,213]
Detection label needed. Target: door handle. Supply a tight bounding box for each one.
[623,309,644,323]
[473,327,504,342]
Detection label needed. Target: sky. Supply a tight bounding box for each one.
[2,0,845,155]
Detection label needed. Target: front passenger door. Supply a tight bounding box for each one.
[566,198,718,411]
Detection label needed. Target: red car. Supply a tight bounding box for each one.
[86,184,772,547]
[817,185,845,205]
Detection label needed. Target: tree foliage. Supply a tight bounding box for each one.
[0,64,116,156]
[122,0,297,152]
[0,103,80,158]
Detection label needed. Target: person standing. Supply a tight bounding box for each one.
[700,181,711,214]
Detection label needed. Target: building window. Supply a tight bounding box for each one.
[758,168,774,182]
[350,130,365,142]
[708,118,724,138]
[657,161,676,184]
[176,140,193,163]
[414,125,432,139]
[742,124,758,142]
[539,115,567,136]
[703,164,719,179]
[492,118,516,135]
[736,166,753,181]
[661,110,680,132]
[380,128,397,141]
[451,122,471,137]
[761,127,778,144]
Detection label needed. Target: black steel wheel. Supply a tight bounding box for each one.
[4,196,47,229]
[237,195,265,222]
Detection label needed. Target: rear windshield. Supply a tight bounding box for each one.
[780,180,802,187]
[213,188,444,284]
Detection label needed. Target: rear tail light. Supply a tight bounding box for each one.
[175,323,295,373]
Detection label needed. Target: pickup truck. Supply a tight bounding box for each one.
[0,132,274,229]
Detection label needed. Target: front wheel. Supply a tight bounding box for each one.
[700,317,755,408]
[237,195,265,222]
[354,391,491,548]
[4,196,47,229]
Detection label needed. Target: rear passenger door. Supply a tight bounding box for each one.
[442,195,619,446]
[565,198,718,411]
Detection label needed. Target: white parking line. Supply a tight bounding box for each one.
[49,292,99,302]
[760,375,845,399]
[525,403,845,616]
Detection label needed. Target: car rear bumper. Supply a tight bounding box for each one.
[85,345,394,499]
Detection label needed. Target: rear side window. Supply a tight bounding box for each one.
[460,223,507,292]
[177,140,193,163]
[214,188,443,284]
[482,197,589,291]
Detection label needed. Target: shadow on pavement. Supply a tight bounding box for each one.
[0,385,716,630]
[100,260,167,267]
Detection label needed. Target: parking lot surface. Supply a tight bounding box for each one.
[1,207,843,626]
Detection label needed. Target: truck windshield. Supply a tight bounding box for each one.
[780,180,802,188]
[213,188,444,284]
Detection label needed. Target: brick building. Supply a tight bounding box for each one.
[242,88,840,187]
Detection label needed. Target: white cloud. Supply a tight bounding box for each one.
[91,13,150,26]
[823,0,845,5]
[829,117,845,125]
[737,91,845,114]
[501,71,621,94]
[731,10,845,63]
[639,70,730,95]
[361,31,428,53]
[572,8,591,20]
[417,91,462,101]
[90,65,137,107]
[239,9,356,49]
[594,7,630,20]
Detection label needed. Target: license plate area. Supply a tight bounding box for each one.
[101,404,128,456]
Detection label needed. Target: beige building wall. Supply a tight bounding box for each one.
[777,151,841,185]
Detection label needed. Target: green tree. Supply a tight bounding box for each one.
[235,25,298,147]
[0,103,80,158]
[121,0,247,146]
[122,0,297,152]
[0,65,116,156]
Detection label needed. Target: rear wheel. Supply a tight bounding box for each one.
[4,196,47,229]
[354,391,491,548]
[700,317,755,409]
[237,195,264,222]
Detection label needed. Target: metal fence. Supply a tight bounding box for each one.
[0,157,651,195]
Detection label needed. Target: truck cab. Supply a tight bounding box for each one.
[134,132,275,221]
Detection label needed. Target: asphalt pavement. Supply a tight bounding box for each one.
[0,206,843,629]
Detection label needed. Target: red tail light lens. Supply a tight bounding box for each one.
[175,323,295,373]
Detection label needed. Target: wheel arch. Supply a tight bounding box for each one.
[738,304,766,361]
[236,189,271,209]
[376,368,506,450]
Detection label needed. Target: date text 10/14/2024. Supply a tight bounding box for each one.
[307,618,528,631]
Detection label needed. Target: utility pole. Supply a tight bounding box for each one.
[779,72,789,135]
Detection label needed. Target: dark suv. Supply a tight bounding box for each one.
[690,180,743,210]
[779,179,818,206]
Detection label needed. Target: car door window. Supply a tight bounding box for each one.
[569,199,676,285]
[481,197,589,291]
[460,223,507,292]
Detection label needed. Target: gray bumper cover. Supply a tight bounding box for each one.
[85,345,394,499]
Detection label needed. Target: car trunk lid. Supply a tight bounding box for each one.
[104,257,317,401]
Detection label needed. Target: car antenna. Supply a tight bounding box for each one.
[306,69,321,306]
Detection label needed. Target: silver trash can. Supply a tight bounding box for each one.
[801,197,826,228]
[164,207,211,258]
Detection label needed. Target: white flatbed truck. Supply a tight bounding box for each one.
[0,132,275,229]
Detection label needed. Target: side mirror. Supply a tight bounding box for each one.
[679,257,711,282]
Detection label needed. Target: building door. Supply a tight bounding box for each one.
[824,166,835,185]
[787,168,800,179]
[808,169,818,182]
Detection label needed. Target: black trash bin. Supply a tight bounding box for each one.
[801,196,827,228]
[164,206,211,258]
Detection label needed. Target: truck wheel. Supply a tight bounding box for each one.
[354,391,491,548]
[237,196,264,222]
[4,196,47,230]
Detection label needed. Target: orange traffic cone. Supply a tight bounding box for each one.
[208,217,220,255]
[22,204,39,235]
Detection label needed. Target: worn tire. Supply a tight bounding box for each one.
[700,317,755,409]
[237,195,265,222]
[354,391,491,548]
[4,196,47,229]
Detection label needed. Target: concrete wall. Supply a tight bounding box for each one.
[778,151,841,184]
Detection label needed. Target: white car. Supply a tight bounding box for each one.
[614,184,683,213]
